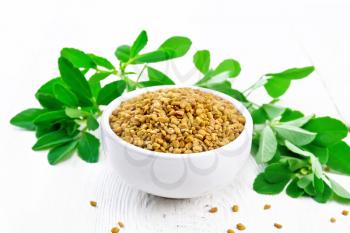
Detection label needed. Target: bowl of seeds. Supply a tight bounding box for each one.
[101,85,253,198]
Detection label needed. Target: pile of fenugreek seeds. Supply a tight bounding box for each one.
[109,88,245,153]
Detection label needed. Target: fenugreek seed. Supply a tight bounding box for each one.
[90,201,97,207]
[227,229,235,233]
[330,217,336,223]
[209,207,218,213]
[118,221,125,228]
[274,223,283,229]
[110,88,245,154]
[264,204,271,210]
[236,223,246,231]
[232,205,239,212]
[111,227,119,233]
[342,210,349,216]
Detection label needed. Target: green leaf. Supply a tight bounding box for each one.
[195,70,215,86]
[304,183,316,196]
[32,130,73,150]
[87,115,99,130]
[77,132,100,163]
[58,57,93,102]
[35,124,60,138]
[313,175,325,194]
[311,156,323,178]
[266,66,315,80]
[36,78,64,94]
[132,50,169,64]
[329,177,350,199]
[283,115,314,127]
[256,126,277,163]
[147,67,175,85]
[286,178,304,198]
[297,175,313,189]
[253,173,289,194]
[33,110,67,125]
[89,72,112,83]
[304,144,329,164]
[138,80,165,87]
[132,36,192,64]
[327,141,350,175]
[262,104,285,119]
[10,108,45,130]
[61,48,95,69]
[212,59,241,78]
[65,107,88,118]
[158,36,192,58]
[88,72,112,98]
[303,117,348,146]
[314,182,332,203]
[53,83,79,107]
[48,140,78,165]
[193,50,210,74]
[35,93,63,109]
[263,163,291,183]
[115,45,131,62]
[88,54,115,70]
[264,76,291,98]
[211,85,248,102]
[285,157,308,171]
[97,80,126,105]
[130,30,148,57]
[274,125,316,146]
[280,108,304,122]
[35,78,65,109]
[64,121,79,136]
[284,140,313,157]
[252,108,268,124]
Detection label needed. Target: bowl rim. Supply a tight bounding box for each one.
[101,85,253,159]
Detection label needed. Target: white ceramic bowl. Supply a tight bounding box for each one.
[101,85,253,198]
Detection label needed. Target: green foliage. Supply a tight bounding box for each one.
[10,31,350,204]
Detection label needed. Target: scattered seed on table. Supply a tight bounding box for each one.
[118,221,125,228]
[274,223,283,229]
[209,207,218,213]
[236,223,246,231]
[264,204,271,210]
[227,229,235,233]
[232,205,239,212]
[342,210,349,216]
[111,227,120,233]
[330,217,336,223]
[90,201,97,207]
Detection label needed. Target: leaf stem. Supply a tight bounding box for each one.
[136,64,147,84]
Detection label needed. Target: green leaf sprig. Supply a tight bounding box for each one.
[10,31,350,204]
[11,31,191,165]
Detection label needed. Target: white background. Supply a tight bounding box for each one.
[1,0,350,232]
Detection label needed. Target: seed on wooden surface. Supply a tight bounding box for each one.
[232,205,239,212]
[264,204,271,210]
[90,201,97,207]
[118,221,125,228]
[330,217,336,223]
[227,229,235,233]
[111,227,120,233]
[209,207,218,213]
[236,223,246,231]
[342,210,349,216]
[274,223,283,229]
